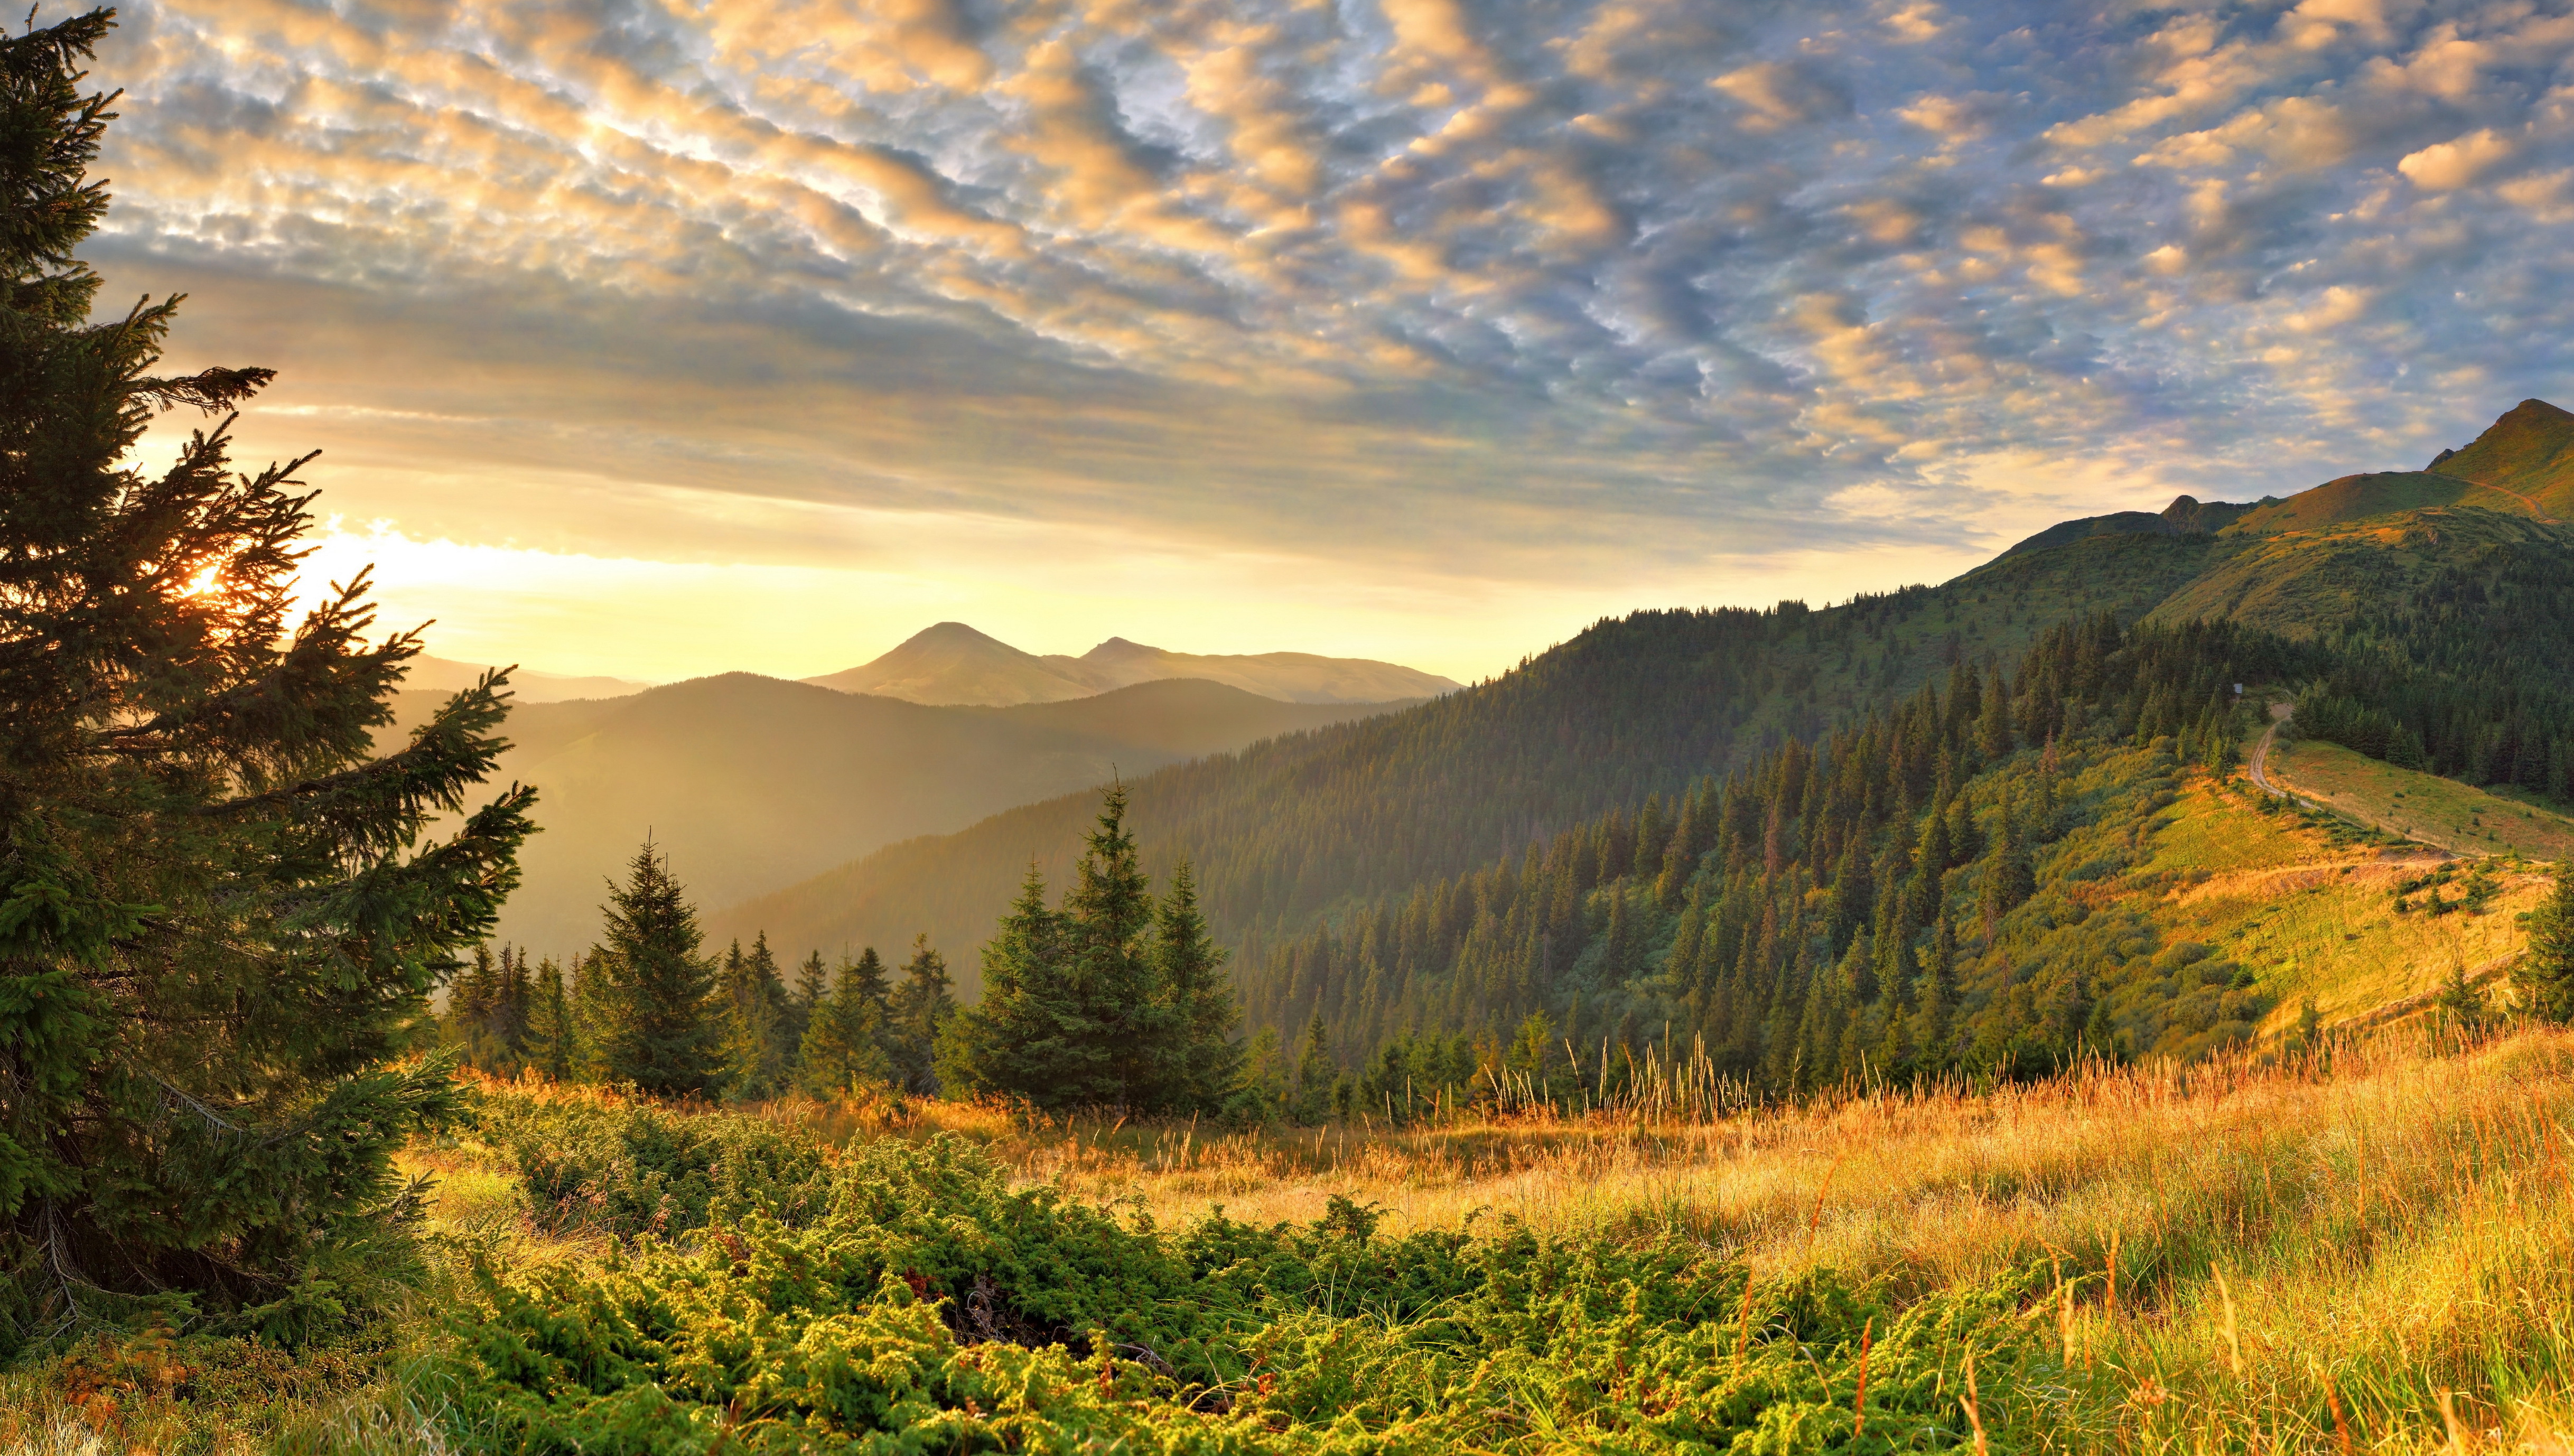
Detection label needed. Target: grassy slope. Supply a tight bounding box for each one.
[2429,397,2574,517]
[2146,507,2571,638]
[2140,776,2552,1030]
[21,1032,2571,1453]
[2266,736,2574,858]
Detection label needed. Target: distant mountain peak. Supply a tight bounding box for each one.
[1082,636,1161,661]
[803,626,1458,706]
[907,621,1013,647]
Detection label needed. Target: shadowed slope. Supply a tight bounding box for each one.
[480,676,1411,956]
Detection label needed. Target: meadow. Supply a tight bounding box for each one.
[4,1020,2569,1455]
[2135,776,2554,1031]
[2264,738,2574,860]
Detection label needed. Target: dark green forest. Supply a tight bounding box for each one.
[1235,617,2301,1112]
[714,533,2222,978]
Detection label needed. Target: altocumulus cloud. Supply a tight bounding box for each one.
[80,0,2574,671]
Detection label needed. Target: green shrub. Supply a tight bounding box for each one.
[437,1135,2057,1452]
[472,1091,834,1237]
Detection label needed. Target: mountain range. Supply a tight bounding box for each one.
[700,398,2574,996]
[407,654,650,703]
[801,622,1463,706]
[412,676,1425,956]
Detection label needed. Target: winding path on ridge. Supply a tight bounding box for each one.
[2250,701,2465,857]
[2247,701,2298,801]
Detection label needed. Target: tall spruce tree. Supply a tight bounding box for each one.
[525,957,574,1081]
[941,867,1073,1103]
[716,931,790,1100]
[1062,785,1157,1107]
[2526,864,2574,1025]
[1146,862,1242,1113]
[798,954,893,1096]
[595,843,720,1096]
[884,934,954,1095]
[0,10,535,1342]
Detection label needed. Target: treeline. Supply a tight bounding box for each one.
[2288,523,2574,794]
[1242,615,2298,1116]
[442,850,957,1102]
[445,792,1247,1118]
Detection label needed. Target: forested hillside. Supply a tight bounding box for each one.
[1241,612,2572,1104]
[713,400,2574,1025]
[708,531,2215,975]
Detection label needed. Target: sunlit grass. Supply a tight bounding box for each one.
[2269,736,2574,860]
[13,1030,2574,1453]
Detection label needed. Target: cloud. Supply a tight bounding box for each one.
[2398,128,2515,189]
[77,0,2574,679]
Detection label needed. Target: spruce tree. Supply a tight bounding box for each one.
[2524,864,2574,1024]
[1146,862,1242,1114]
[595,843,720,1096]
[941,866,1074,1103]
[798,954,892,1096]
[716,931,790,1100]
[447,944,500,1060]
[0,10,536,1341]
[491,945,531,1066]
[525,957,574,1081]
[1288,1013,1337,1123]
[884,934,954,1095]
[1061,785,1157,1107]
[787,948,826,1052]
[567,948,614,1080]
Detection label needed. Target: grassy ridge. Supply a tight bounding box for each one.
[2266,737,2574,859]
[2133,775,2552,1031]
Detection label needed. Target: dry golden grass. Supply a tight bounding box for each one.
[736,1026,2571,1451]
[16,1030,2571,1453]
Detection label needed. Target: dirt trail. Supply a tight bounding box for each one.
[2470,478,2561,523]
[2250,702,2458,855]
[2247,702,2296,800]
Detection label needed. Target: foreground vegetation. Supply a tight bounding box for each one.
[5,1021,2569,1453]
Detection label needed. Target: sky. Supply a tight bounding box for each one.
[89,0,2574,684]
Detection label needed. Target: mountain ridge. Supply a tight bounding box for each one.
[704,397,2574,994]
[446,673,1420,956]
[802,622,1462,706]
